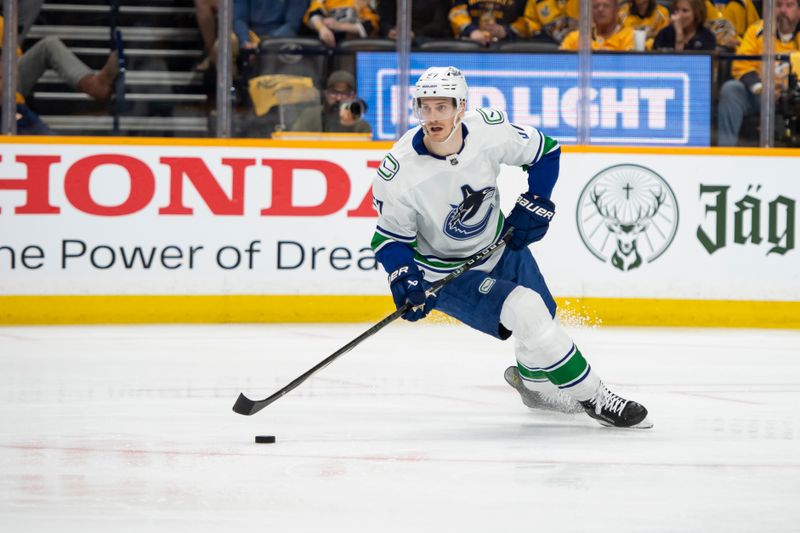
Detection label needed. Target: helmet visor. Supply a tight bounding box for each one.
[414,98,460,125]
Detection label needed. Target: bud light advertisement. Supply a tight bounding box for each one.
[356,52,711,146]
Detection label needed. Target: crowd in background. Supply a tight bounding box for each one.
[1,0,799,146]
[222,0,762,52]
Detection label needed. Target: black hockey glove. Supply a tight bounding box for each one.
[503,193,555,250]
[388,263,437,322]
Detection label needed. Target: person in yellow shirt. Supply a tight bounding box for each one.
[705,0,741,49]
[717,0,800,145]
[304,0,378,48]
[560,0,635,50]
[520,0,579,43]
[723,0,762,35]
[449,0,530,46]
[619,0,671,40]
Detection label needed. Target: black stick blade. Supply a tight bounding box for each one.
[232,390,282,416]
[232,393,258,415]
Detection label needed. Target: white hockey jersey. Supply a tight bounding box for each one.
[371,108,559,281]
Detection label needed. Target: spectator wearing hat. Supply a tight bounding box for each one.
[290,70,371,133]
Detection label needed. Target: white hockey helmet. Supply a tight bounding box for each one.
[413,66,468,109]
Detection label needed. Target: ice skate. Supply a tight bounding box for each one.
[504,366,584,414]
[580,382,653,429]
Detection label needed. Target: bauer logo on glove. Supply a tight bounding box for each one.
[388,266,410,283]
[516,195,554,220]
[387,263,438,322]
[503,192,556,250]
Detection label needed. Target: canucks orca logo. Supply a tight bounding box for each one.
[443,185,496,240]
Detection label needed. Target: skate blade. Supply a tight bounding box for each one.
[597,415,654,429]
[505,367,584,414]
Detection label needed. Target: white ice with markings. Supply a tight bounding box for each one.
[1,322,799,532]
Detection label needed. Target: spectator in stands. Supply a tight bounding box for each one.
[717,0,800,145]
[378,0,451,44]
[304,0,379,48]
[520,0,579,44]
[0,59,53,135]
[193,0,218,70]
[723,0,762,36]
[11,103,53,135]
[234,0,308,50]
[619,0,670,40]
[560,0,635,50]
[653,0,717,50]
[0,17,118,103]
[20,39,119,103]
[16,0,44,41]
[704,1,741,50]
[290,69,371,133]
[195,0,307,71]
[448,0,530,46]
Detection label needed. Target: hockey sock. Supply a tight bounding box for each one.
[529,344,599,401]
[514,340,561,393]
[500,287,600,401]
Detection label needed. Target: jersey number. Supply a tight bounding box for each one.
[511,123,529,139]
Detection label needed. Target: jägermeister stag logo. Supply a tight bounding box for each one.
[577,164,679,271]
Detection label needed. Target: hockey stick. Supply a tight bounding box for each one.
[232,231,512,416]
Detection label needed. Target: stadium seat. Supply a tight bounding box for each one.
[418,40,484,51]
[334,38,397,72]
[339,38,398,52]
[257,37,330,89]
[499,41,560,52]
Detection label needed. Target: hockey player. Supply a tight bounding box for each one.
[370,66,652,429]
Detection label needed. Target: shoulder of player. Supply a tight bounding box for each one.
[464,108,510,127]
[373,127,420,187]
[464,108,543,144]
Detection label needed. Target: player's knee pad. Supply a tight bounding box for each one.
[500,286,572,365]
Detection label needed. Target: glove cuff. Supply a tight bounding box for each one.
[375,241,415,275]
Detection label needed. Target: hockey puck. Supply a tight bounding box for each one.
[255,435,276,444]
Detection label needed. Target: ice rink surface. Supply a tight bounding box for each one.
[1,321,799,532]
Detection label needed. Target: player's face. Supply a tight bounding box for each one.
[417,98,460,141]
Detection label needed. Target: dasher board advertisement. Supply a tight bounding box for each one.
[1,141,797,301]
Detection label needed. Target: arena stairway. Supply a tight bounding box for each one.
[25,0,211,137]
